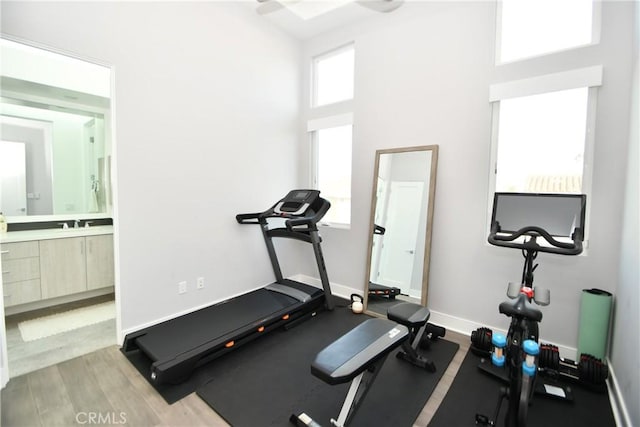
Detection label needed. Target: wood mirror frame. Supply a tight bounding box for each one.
[363,145,438,317]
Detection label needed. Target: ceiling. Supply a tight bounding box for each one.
[242,0,405,39]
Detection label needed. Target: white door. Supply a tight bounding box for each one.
[375,181,424,290]
[0,141,28,216]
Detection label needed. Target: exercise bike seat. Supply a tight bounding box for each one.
[311,318,409,385]
[499,294,542,322]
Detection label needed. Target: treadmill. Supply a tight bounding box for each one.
[368,223,401,300]
[121,189,335,385]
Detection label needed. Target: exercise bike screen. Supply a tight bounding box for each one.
[492,193,586,238]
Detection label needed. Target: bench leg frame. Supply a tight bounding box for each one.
[290,355,389,427]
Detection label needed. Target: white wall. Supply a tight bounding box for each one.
[609,4,639,426]
[300,1,635,356]
[2,5,637,419]
[1,1,303,332]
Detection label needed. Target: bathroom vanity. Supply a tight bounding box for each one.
[1,226,114,314]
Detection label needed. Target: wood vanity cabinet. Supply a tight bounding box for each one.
[86,234,115,290]
[39,237,88,299]
[2,231,114,310]
[1,241,42,306]
[39,235,115,299]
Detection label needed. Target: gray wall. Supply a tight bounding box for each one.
[300,1,634,353]
[298,1,636,421]
[1,1,303,331]
[2,0,637,421]
[610,4,639,425]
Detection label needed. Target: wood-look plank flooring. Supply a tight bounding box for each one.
[1,331,470,427]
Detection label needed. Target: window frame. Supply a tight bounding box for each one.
[311,42,355,108]
[487,68,602,248]
[495,0,602,65]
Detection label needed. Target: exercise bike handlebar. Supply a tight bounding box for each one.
[488,224,583,256]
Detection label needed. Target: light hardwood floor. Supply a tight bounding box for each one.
[5,295,117,378]
[1,330,470,427]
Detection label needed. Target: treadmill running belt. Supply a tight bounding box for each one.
[134,288,299,362]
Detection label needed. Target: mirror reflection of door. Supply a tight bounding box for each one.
[373,181,423,294]
[365,146,438,317]
[0,140,28,216]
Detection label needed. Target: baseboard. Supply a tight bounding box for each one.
[120,277,355,339]
[289,274,359,302]
[121,275,581,363]
[120,284,267,338]
[606,359,633,427]
[428,309,579,360]
[4,287,115,317]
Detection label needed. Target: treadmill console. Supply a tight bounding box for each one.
[274,189,320,216]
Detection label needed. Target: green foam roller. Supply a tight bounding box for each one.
[577,288,613,360]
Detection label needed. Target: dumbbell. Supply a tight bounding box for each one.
[538,344,608,386]
[470,327,493,357]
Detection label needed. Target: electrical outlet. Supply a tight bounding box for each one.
[178,281,187,294]
[197,277,205,289]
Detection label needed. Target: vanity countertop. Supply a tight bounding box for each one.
[0,225,114,244]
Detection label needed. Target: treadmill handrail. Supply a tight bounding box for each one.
[236,197,331,231]
[235,212,264,224]
[285,198,330,231]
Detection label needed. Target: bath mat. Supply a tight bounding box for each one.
[18,301,115,342]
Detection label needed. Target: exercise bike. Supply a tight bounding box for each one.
[473,192,587,427]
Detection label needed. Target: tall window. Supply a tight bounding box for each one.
[312,44,354,107]
[495,87,589,193]
[313,125,352,225]
[488,67,602,243]
[498,0,597,63]
[309,43,355,226]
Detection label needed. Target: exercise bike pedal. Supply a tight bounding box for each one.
[475,413,495,426]
[534,378,574,402]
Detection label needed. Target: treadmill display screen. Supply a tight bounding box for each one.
[293,191,309,200]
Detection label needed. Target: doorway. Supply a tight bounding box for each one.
[0,37,118,383]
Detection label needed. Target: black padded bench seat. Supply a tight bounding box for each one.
[387,302,430,327]
[292,318,410,427]
[387,301,439,372]
[311,318,409,385]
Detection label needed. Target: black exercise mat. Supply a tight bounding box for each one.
[122,299,353,404]
[197,306,459,427]
[429,351,615,427]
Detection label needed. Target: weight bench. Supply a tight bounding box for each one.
[387,302,444,372]
[290,318,409,427]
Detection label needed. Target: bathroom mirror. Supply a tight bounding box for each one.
[0,37,112,221]
[364,145,438,317]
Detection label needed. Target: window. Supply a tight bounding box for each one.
[488,67,602,244]
[309,43,355,227]
[312,44,354,107]
[498,0,598,63]
[313,124,352,226]
[494,87,589,193]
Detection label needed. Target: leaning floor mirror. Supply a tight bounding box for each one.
[364,145,439,317]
